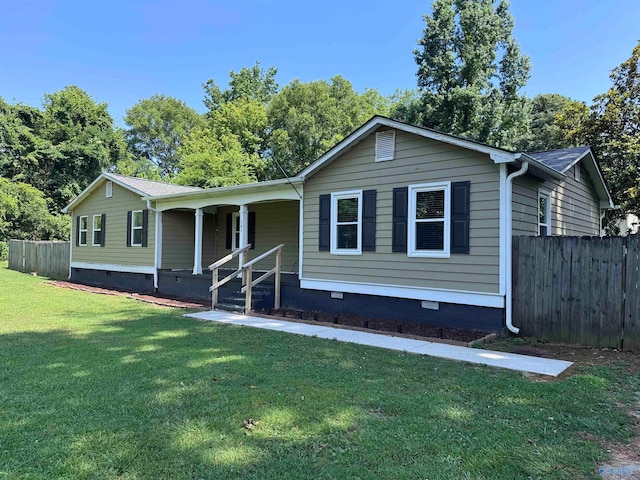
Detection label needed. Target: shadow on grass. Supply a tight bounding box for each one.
[0,306,637,479]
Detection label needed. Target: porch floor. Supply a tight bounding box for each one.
[185,310,572,377]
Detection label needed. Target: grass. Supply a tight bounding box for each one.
[0,264,638,479]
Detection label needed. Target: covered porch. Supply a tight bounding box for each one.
[143,179,303,305]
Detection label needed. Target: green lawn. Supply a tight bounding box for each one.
[0,265,637,479]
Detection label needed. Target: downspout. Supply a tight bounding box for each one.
[146,200,159,290]
[505,161,529,334]
[68,211,73,280]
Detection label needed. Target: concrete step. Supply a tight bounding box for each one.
[214,303,245,314]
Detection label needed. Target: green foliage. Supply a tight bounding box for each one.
[584,41,640,226]
[203,62,278,113]
[413,0,531,149]
[267,76,388,176]
[517,94,586,151]
[0,241,7,260]
[175,127,257,188]
[0,177,68,242]
[0,87,127,212]
[124,94,203,179]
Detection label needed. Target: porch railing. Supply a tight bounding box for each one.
[208,243,284,313]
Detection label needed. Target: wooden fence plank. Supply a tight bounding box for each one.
[7,240,70,280]
[625,235,640,351]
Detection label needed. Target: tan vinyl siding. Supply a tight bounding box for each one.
[511,163,601,237]
[71,182,155,266]
[303,130,501,294]
[161,210,217,269]
[214,201,300,272]
[545,163,600,235]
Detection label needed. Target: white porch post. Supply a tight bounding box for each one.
[193,208,203,275]
[238,204,249,269]
[154,210,163,288]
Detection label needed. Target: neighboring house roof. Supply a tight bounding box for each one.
[526,146,591,173]
[61,172,201,213]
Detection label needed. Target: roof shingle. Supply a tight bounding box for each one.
[525,146,591,173]
[107,173,201,197]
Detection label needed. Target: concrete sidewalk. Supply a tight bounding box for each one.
[186,310,573,377]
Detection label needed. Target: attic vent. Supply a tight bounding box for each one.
[375,130,395,162]
[106,181,112,198]
[574,164,581,182]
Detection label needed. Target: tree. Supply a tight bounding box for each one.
[0,177,68,242]
[517,94,585,151]
[124,94,203,179]
[203,62,278,113]
[174,127,258,188]
[267,76,388,176]
[586,41,640,222]
[413,0,531,149]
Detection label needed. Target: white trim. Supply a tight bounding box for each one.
[68,214,73,280]
[78,215,88,246]
[330,190,362,255]
[298,196,304,278]
[298,116,520,180]
[154,210,162,288]
[193,208,203,275]
[558,148,590,174]
[499,164,507,296]
[238,204,249,270]
[91,214,102,246]
[299,278,505,309]
[407,182,450,258]
[231,212,241,250]
[538,188,551,236]
[131,210,143,246]
[70,262,155,275]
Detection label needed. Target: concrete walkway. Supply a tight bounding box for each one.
[186,310,573,377]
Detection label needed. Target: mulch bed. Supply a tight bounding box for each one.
[258,309,491,345]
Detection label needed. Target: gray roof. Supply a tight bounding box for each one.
[107,173,202,196]
[525,146,591,173]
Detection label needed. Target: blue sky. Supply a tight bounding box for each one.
[1,0,639,125]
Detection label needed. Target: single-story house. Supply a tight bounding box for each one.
[62,116,614,333]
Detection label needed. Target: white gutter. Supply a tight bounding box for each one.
[505,161,529,334]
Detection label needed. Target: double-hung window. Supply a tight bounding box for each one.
[331,191,362,254]
[78,216,88,246]
[538,190,551,236]
[131,210,144,246]
[92,215,102,246]
[408,182,451,258]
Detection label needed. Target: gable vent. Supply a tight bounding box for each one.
[106,181,113,198]
[375,130,395,162]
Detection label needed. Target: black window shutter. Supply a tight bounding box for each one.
[225,213,232,249]
[362,189,376,252]
[126,211,132,247]
[141,209,149,247]
[392,187,408,253]
[451,181,470,254]
[101,214,106,247]
[75,216,80,246]
[248,211,256,250]
[318,194,331,251]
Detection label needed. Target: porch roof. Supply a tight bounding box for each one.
[144,177,303,211]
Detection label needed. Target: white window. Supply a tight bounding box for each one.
[574,164,581,182]
[375,130,395,161]
[331,191,362,254]
[106,181,113,198]
[408,182,451,258]
[78,216,88,246]
[131,210,144,246]
[538,190,551,236]
[92,215,102,246]
[231,212,241,250]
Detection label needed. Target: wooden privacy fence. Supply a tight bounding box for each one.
[512,235,640,351]
[7,240,70,280]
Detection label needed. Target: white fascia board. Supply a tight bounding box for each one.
[299,116,520,180]
[70,262,155,275]
[299,278,505,309]
[155,183,303,211]
[580,151,615,208]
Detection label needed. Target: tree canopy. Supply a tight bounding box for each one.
[412,0,531,149]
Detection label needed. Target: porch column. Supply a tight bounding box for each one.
[154,210,163,288]
[238,204,249,269]
[193,208,203,275]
